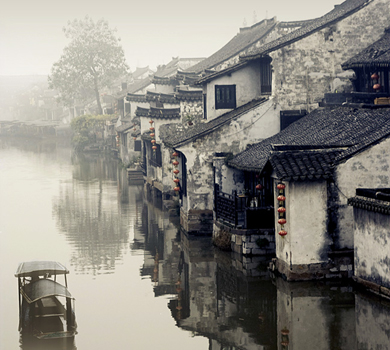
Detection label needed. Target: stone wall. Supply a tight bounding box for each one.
[270,0,390,113]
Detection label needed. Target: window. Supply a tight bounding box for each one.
[215,85,236,109]
[134,140,141,151]
[260,56,272,95]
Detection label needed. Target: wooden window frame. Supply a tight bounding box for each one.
[215,85,236,109]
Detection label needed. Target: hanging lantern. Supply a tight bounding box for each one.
[149,120,154,124]
[133,128,136,131]
[133,137,137,140]
[281,329,290,336]
[172,160,179,166]
[373,83,381,90]
[152,145,157,150]
[173,178,180,183]
[149,127,155,131]
[174,186,180,192]
[371,73,379,80]
[278,218,287,225]
[173,169,180,175]
[172,152,179,157]
[256,184,263,190]
[277,207,286,213]
[151,139,156,144]
[277,183,286,190]
[150,133,155,137]
[277,195,286,201]
[279,230,288,236]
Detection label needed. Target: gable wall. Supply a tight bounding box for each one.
[335,136,390,249]
[205,63,262,120]
[270,0,390,113]
[177,99,279,212]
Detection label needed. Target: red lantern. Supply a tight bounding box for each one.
[281,329,290,335]
[174,186,180,192]
[373,83,381,90]
[277,195,286,201]
[371,73,379,80]
[133,137,137,140]
[149,120,154,124]
[172,160,179,166]
[279,230,288,236]
[172,152,179,157]
[173,178,180,183]
[152,145,157,150]
[133,128,136,131]
[173,169,180,174]
[277,183,286,190]
[150,133,155,137]
[278,218,287,225]
[256,184,263,190]
[278,207,286,213]
[151,139,156,144]
[149,127,155,131]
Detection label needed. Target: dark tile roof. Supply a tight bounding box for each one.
[126,93,147,102]
[135,107,150,117]
[229,106,390,172]
[342,27,390,69]
[116,123,133,133]
[348,188,390,214]
[160,97,268,148]
[174,88,203,101]
[149,107,180,119]
[269,146,345,181]
[127,77,153,94]
[242,0,370,60]
[146,91,177,104]
[152,76,179,86]
[185,18,278,74]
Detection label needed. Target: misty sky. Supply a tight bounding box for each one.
[0,0,343,76]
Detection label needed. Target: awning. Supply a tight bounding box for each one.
[21,279,73,304]
[15,261,69,278]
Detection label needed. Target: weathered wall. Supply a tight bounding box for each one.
[354,207,390,289]
[276,179,330,266]
[178,99,278,214]
[335,137,390,249]
[154,83,174,94]
[270,0,390,112]
[180,99,203,121]
[205,62,262,120]
[213,157,245,195]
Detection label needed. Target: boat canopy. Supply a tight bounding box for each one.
[21,279,73,304]
[15,261,69,278]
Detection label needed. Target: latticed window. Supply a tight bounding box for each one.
[215,85,236,109]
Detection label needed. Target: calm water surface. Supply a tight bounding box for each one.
[0,138,389,350]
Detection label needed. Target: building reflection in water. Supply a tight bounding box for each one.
[19,336,77,350]
[49,151,390,349]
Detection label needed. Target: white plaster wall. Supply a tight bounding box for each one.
[154,84,175,94]
[178,99,279,212]
[206,62,261,121]
[354,208,390,289]
[276,180,330,266]
[335,137,390,249]
[213,159,245,195]
[129,100,148,118]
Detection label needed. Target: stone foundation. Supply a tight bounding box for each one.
[180,208,213,236]
[353,276,390,301]
[213,219,275,256]
[269,250,354,281]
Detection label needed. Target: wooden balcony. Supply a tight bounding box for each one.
[214,185,274,230]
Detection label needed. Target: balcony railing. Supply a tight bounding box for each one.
[214,185,274,230]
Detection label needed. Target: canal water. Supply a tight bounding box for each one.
[1,138,390,350]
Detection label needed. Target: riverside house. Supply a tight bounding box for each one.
[222,23,390,280]
[160,0,390,240]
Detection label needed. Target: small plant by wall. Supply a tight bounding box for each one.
[213,229,232,251]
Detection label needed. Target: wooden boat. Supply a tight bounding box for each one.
[15,261,77,340]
